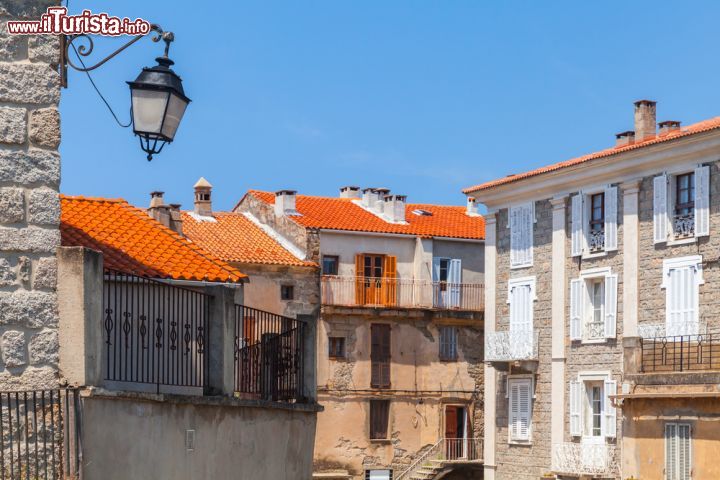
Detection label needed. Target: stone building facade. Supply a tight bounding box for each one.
[0,0,61,390]
[469,99,720,480]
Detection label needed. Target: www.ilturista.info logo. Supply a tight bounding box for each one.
[7,7,152,36]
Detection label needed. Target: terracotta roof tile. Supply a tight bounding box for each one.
[244,191,485,240]
[60,195,245,282]
[463,116,720,194]
[181,211,315,267]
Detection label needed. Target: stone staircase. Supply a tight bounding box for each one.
[407,459,446,480]
[396,438,483,480]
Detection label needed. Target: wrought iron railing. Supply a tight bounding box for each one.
[484,329,539,362]
[552,443,618,477]
[0,389,81,480]
[588,229,605,252]
[673,213,695,238]
[321,276,484,311]
[396,438,483,480]
[234,305,306,402]
[641,334,720,373]
[103,271,210,392]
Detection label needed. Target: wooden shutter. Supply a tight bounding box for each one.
[383,255,397,306]
[369,400,390,439]
[603,378,617,438]
[604,186,618,251]
[569,380,582,437]
[604,274,618,339]
[440,326,457,361]
[509,378,532,441]
[695,165,710,237]
[571,194,584,256]
[654,175,668,243]
[355,254,365,305]
[570,278,584,341]
[371,324,391,388]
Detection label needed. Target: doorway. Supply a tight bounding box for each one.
[445,405,467,460]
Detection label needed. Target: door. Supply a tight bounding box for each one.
[445,406,466,460]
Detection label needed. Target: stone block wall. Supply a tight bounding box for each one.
[0,1,61,390]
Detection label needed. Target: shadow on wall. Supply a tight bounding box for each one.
[436,464,484,479]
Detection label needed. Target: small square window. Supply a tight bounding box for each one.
[280,285,294,300]
[365,469,392,480]
[322,255,339,275]
[329,337,346,359]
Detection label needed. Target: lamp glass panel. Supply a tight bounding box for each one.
[160,93,189,140]
[131,89,169,136]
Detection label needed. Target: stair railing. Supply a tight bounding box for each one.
[395,438,444,480]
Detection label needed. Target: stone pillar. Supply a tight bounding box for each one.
[205,285,237,396]
[482,212,497,480]
[550,196,567,451]
[297,314,317,403]
[622,180,640,338]
[57,247,104,386]
[0,1,62,390]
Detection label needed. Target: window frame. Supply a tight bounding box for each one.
[507,375,533,443]
[369,399,390,440]
[674,172,696,216]
[365,469,393,480]
[370,323,391,388]
[328,336,346,359]
[280,284,294,301]
[572,371,615,442]
[589,192,605,233]
[662,256,704,337]
[439,326,458,361]
[665,422,692,480]
[322,255,339,276]
[570,267,616,344]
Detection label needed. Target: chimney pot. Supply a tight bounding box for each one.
[466,197,479,216]
[274,190,298,217]
[149,191,165,208]
[634,99,657,141]
[339,186,361,199]
[193,177,213,217]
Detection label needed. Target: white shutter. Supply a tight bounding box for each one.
[509,282,533,333]
[569,380,582,437]
[432,258,441,282]
[571,194,584,256]
[525,203,534,266]
[695,165,710,237]
[604,274,618,339]
[678,424,691,480]
[510,203,533,268]
[448,259,462,307]
[666,266,699,337]
[666,424,677,480]
[604,186,618,251]
[517,380,531,440]
[509,378,532,441]
[654,175,668,243]
[509,381,519,439]
[510,207,520,266]
[603,379,617,438]
[570,279,584,341]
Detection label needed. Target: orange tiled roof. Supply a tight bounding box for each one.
[60,195,246,282]
[463,116,720,194]
[244,191,485,240]
[182,211,315,267]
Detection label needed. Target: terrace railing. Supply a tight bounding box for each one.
[103,271,210,393]
[321,276,484,311]
[485,329,539,362]
[641,334,720,373]
[234,305,306,403]
[552,443,618,478]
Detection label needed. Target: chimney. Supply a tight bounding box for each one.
[374,188,390,214]
[634,100,657,141]
[466,197,479,216]
[383,194,406,223]
[658,120,681,135]
[147,191,171,229]
[274,190,298,217]
[362,188,378,208]
[615,130,635,147]
[340,185,361,199]
[168,204,184,235]
[149,191,165,208]
[193,177,213,216]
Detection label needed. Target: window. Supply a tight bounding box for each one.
[328,337,345,359]
[364,254,384,278]
[439,326,458,361]
[663,256,704,337]
[570,373,616,439]
[433,258,462,308]
[371,324,391,388]
[654,166,709,243]
[322,255,339,275]
[508,377,532,442]
[280,285,294,300]
[665,423,691,480]
[369,400,390,440]
[509,202,534,268]
[570,269,617,342]
[356,255,397,306]
[571,187,617,256]
[675,172,695,216]
[365,470,393,480]
[508,277,535,333]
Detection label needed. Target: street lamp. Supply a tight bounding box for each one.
[61,25,190,161]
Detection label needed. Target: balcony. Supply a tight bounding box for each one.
[552,443,618,478]
[641,334,720,373]
[484,329,539,362]
[321,276,484,311]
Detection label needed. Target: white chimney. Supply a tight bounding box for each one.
[466,197,479,216]
[193,177,213,216]
[362,188,377,208]
[340,186,361,199]
[275,190,298,217]
[658,120,681,135]
[383,194,406,223]
[374,188,390,214]
[634,100,657,141]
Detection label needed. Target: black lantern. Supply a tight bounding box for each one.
[127,32,191,161]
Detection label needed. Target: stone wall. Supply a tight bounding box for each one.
[236,263,320,318]
[0,1,61,390]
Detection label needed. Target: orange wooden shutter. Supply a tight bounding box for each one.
[383,255,397,306]
[355,254,365,305]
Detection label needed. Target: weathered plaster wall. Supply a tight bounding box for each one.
[433,239,484,285]
[0,1,61,389]
[237,263,319,318]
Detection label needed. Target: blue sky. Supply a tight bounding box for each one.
[61,1,720,212]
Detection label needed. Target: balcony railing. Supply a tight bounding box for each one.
[641,334,720,373]
[673,212,695,238]
[588,228,605,252]
[552,443,619,477]
[321,276,484,311]
[484,329,539,362]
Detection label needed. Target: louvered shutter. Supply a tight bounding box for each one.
[371,324,391,388]
[524,203,534,266]
[603,378,617,438]
[509,283,532,333]
[666,266,699,337]
[510,203,533,267]
[355,254,365,304]
[571,194,584,256]
[517,380,531,440]
[678,424,691,480]
[569,380,582,437]
[604,186,618,251]
[510,206,521,266]
[448,259,462,307]
[432,257,441,282]
[695,165,710,237]
[654,175,668,243]
[383,256,398,306]
[666,424,677,480]
[509,381,519,439]
[570,279,584,341]
[604,274,618,339]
